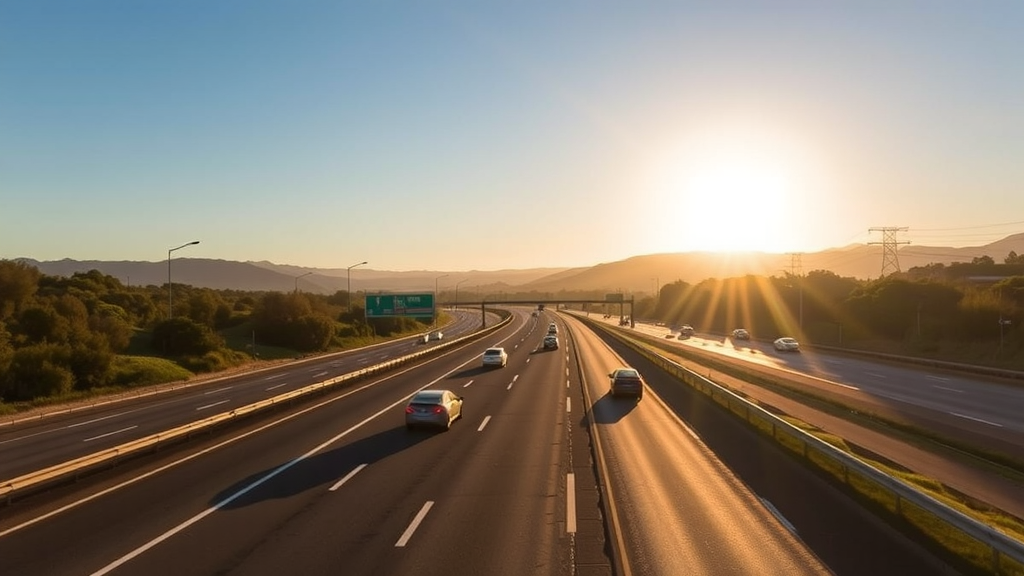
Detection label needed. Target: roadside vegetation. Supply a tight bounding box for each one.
[619,252,1024,371]
[0,260,431,414]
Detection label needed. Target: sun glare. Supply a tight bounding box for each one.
[682,161,790,252]
[645,132,807,254]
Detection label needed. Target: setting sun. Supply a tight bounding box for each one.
[642,127,815,255]
[681,160,792,252]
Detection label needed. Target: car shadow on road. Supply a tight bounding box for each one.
[587,390,639,425]
[210,425,436,510]
[449,365,496,378]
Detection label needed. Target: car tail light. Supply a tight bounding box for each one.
[432,406,445,414]
[405,406,415,414]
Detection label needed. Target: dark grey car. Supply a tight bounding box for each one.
[609,367,644,399]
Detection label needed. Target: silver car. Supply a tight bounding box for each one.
[773,337,801,352]
[405,389,464,430]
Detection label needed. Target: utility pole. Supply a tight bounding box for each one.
[868,227,910,277]
[787,252,804,329]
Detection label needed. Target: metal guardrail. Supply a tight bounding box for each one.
[0,310,514,503]
[579,315,1024,575]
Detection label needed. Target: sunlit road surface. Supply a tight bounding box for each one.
[569,317,830,575]
[589,315,1024,437]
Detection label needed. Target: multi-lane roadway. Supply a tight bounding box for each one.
[0,308,952,575]
[609,318,1024,459]
[0,310,490,480]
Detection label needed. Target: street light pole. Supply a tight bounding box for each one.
[434,274,448,327]
[346,261,368,313]
[167,240,200,318]
[294,272,313,293]
[454,279,468,311]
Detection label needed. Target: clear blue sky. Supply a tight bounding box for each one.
[3,1,1022,271]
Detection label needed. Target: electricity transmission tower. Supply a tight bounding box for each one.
[787,252,803,277]
[868,227,910,277]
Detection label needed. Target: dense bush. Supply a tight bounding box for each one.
[151,317,224,357]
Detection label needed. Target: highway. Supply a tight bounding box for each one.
[0,309,950,575]
[604,317,1024,461]
[0,309,491,481]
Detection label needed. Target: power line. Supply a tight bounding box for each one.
[912,220,1024,232]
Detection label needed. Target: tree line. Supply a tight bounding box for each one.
[0,260,426,404]
[629,256,1023,357]
[3,254,1022,405]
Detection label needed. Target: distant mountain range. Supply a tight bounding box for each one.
[15,232,1024,296]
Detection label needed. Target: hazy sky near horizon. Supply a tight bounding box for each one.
[3,1,1023,272]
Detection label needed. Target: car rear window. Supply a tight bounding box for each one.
[411,392,443,403]
[484,349,502,356]
[616,369,639,378]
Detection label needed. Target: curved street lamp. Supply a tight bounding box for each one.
[454,278,468,311]
[346,261,368,312]
[434,274,448,327]
[294,271,313,293]
[168,240,200,318]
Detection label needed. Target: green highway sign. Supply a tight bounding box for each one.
[365,293,435,318]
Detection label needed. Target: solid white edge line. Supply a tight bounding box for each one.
[395,501,434,547]
[67,412,131,428]
[950,412,1003,427]
[566,473,577,534]
[329,463,368,491]
[759,497,797,535]
[477,415,492,432]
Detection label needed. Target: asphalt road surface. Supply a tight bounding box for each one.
[0,309,951,575]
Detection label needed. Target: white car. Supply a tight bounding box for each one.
[481,347,508,368]
[773,337,800,352]
[430,330,443,341]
